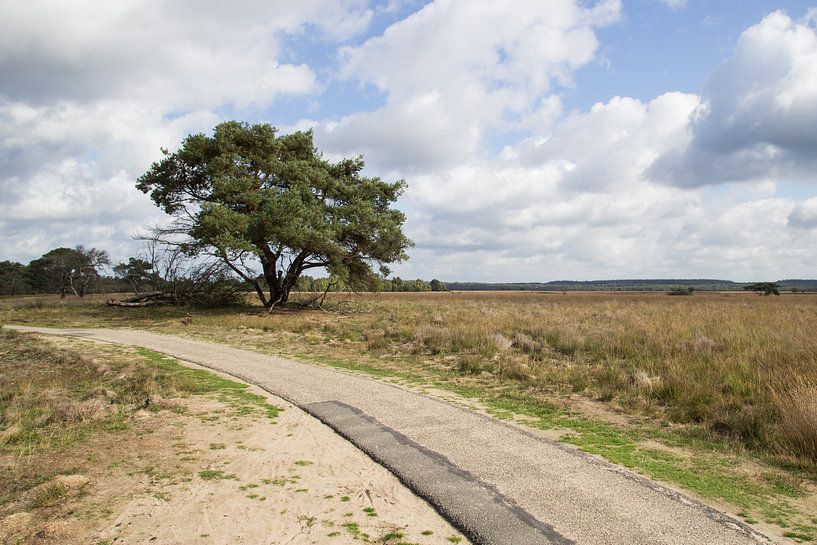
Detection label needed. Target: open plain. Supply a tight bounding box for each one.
[3,291,817,543]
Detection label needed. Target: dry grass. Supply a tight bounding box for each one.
[0,329,285,545]
[775,378,817,461]
[258,291,816,461]
[0,331,146,456]
[3,290,817,464]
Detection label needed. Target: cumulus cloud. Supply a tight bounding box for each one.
[377,7,817,281]
[311,0,621,172]
[3,2,817,282]
[650,10,817,187]
[510,93,700,192]
[0,0,374,108]
[788,197,817,229]
[0,0,373,263]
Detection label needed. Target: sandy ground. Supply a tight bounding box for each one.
[1,342,469,545]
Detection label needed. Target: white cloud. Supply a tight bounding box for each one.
[3,2,817,282]
[317,5,817,281]
[657,0,687,10]
[650,10,817,187]
[788,197,817,229]
[512,92,700,191]
[386,76,817,280]
[0,0,373,108]
[0,0,374,264]
[311,0,621,172]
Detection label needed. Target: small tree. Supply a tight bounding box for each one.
[430,279,447,292]
[0,261,29,296]
[137,121,412,308]
[71,246,110,297]
[26,246,109,298]
[113,258,155,294]
[743,282,781,296]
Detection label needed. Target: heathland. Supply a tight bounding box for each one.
[3,290,817,542]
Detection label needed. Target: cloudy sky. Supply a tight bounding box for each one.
[2,0,816,281]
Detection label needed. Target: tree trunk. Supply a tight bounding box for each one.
[266,283,290,308]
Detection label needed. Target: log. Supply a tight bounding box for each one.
[121,291,163,303]
[106,299,163,307]
[106,291,173,307]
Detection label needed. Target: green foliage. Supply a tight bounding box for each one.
[136,121,413,307]
[0,261,29,296]
[430,278,447,291]
[293,275,444,293]
[25,246,110,298]
[113,258,156,294]
[386,277,432,292]
[743,282,781,296]
[667,287,695,296]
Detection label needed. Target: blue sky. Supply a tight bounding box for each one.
[570,1,814,107]
[1,0,817,281]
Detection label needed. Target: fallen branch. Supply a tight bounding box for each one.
[106,291,172,307]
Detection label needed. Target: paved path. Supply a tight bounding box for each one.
[6,326,773,545]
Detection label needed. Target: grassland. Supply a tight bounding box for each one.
[3,290,817,541]
[0,328,283,544]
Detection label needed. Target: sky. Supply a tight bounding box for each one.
[1,0,817,282]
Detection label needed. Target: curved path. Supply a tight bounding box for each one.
[5,326,773,545]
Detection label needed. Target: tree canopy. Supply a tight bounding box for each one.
[26,246,109,298]
[137,121,412,307]
[113,258,157,294]
[743,282,781,296]
[0,261,28,296]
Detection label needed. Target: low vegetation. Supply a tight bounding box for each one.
[3,290,817,540]
[7,292,814,462]
[0,329,280,517]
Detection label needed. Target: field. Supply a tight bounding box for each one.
[3,290,817,541]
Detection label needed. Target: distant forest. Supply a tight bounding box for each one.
[444,279,817,292]
[2,247,815,297]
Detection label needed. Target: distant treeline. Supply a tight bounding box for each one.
[3,248,815,298]
[0,248,451,297]
[294,275,448,293]
[444,279,817,292]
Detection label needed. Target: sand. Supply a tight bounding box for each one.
[91,389,469,545]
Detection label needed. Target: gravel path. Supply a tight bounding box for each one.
[6,325,773,545]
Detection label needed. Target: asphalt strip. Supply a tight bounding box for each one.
[304,400,573,545]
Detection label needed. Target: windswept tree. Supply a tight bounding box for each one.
[71,246,110,297]
[26,246,110,298]
[137,121,412,307]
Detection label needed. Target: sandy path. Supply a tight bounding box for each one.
[6,326,775,545]
[93,391,469,545]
